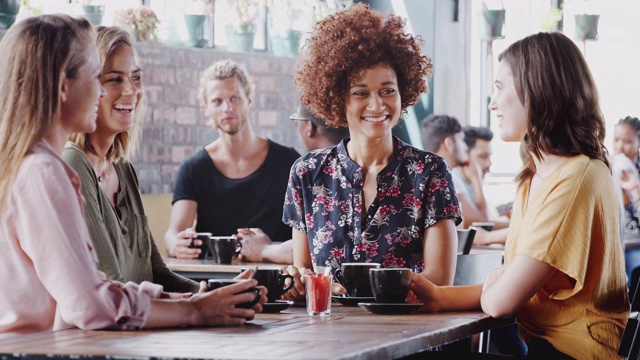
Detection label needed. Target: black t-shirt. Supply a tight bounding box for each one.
[172,140,301,242]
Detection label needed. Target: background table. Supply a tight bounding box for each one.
[0,305,513,359]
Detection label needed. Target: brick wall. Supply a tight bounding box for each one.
[133,43,304,194]
[0,28,304,194]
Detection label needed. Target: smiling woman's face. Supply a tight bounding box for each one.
[489,61,527,143]
[344,64,401,142]
[96,44,143,135]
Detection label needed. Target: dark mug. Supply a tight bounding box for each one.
[190,232,211,259]
[337,262,380,298]
[207,279,262,309]
[250,268,295,303]
[369,268,412,303]
[208,236,241,264]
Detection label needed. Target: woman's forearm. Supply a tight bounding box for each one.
[438,284,483,311]
[143,299,199,328]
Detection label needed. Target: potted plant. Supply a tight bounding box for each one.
[539,5,563,32]
[0,0,21,29]
[574,13,599,41]
[267,0,352,57]
[113,6,160,43]
[223,0,266,53]
[479,1,505,41]
[79,0,104,27]
[564,0,600,42]
[181,0,215,48]
[268,0,303,57]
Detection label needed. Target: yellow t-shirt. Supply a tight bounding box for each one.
[505,155,629,359]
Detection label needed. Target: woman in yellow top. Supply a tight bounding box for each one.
[410,31,629,358]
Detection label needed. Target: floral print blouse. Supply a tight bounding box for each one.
[283,137,461,275]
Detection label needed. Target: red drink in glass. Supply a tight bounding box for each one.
[305,273,332,316]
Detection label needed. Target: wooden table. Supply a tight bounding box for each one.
[0,305,514,359]
[165,257,286,281]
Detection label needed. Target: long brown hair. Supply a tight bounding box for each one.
[69,26,144,162]
[500,32,608,186]
[0,15,94,209]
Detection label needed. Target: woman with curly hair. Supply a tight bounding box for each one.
[410,32,629,358]
[282,3,461,298]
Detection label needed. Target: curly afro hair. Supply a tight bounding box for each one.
[295,3,433,128]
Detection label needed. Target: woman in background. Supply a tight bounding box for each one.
[0,14,264,336]
[410,32,629,358]
[63,26,198,294]
[612,116,640,284]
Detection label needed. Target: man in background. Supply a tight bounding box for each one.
[165,60,300,258]
[237,103,350,263]
[464,126,493,178]
[421,115,508,232]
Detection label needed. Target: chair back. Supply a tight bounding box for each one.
[631,266,640,312]
[618,313,640,360]
[140,193,173,257]
[457,228,476,255]
[619,267,640,359]
[454,252,503,286]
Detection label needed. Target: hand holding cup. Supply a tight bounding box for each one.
[189,278,265,325]
[281,265,312,301]
[248,267,295,303]
[171,228,206,259]
[207,279,266,310]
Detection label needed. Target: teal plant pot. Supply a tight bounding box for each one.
[82,5,104,27]
[184,14,207,47]
[479,9,505,41]
[0,0,20,29]
[225,25,256,53]
[574,14,600,41]
[270,30,301,58]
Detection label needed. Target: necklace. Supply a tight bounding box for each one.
[93,156,111,183]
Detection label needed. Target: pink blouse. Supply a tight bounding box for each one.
[0,140,161,337]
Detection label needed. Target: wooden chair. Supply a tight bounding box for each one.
[457,228,477,255]
[140,193,174,257]
[619,266,640,359]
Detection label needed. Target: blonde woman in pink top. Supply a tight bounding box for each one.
[0,14,265,337]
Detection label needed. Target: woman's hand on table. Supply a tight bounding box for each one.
[281,265,312,300]
[472,227,495,246]
[189,279,266,325]
[408,273,441,312]
[472,227,508,246]
[170,228,202,259]
[332,282,347,296]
